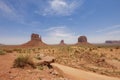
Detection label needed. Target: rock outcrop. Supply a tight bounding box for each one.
[22,33,46,47]
[78,36,87,43]
[31,33,42,41]
[35,55,55,68]
[59,40,66,45]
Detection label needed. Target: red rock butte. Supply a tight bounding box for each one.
[59,40,66,45]
[21,33,90,47]
[21,33,46,47]
[76,36,89,45]
[78,36,87,43]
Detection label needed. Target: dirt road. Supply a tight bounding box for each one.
[51,63,120,80]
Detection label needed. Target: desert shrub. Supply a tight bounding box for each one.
[37,65,44,70]
[13,54,35,68]
[89,48,92,51]
[74,50,80,54]
[110,49,113,51]
[34,54,42,60]
[38,48,41,51]
[0,50,6,55]
[115,46,119,49]
[97,46,101,48]
[4,49,13,53]
[13,49,19,52]
[13,48,22,53]
[32,48,35,52]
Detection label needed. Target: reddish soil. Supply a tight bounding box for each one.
[0,52,70,80]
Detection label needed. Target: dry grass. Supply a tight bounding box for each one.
[0,49,6,55]
[1,44,120,78]
[13,54,35,68]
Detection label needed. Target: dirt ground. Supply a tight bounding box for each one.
[51,63,120,80]
[0,52,71,80]
[0,45,120,80]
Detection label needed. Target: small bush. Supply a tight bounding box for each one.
[115,47,119,49]
[89,48,92,51]
[35,54,42,60]
[13,48,22,53]
[0,50,6,55]
[110,49,113,51]
[13,54,35,68]
[4,49,13,53]
[37,65,44,70]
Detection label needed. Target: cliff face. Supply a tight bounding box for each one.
[31,33,42,41]
[105,40,120,44]
[22,33,46,47]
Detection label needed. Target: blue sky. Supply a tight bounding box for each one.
[0,0,120,44]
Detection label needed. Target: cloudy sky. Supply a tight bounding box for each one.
[0,0,120,44]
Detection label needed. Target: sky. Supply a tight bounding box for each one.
[0,0,120,45]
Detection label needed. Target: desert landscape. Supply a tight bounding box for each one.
[0,33,120,80]
[0,0,120,80]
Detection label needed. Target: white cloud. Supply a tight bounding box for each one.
[96,25,120,32]
[36,0,83,16]
[0,0,25,22]
[0,36,29,45]
[106,30,120,35]
[42,26,79,44]
[0,1,13,14]
[90,25,120,43]
[88,35,120,43]
[44,26,65,31]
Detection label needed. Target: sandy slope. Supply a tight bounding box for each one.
[51,63,120,80]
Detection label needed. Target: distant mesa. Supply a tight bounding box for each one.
[22,33,46,47]
[20,33,90,47]
[105,40,120,44]
[59,40,66,45]
[0,43,4,46]
[78,36,87,43]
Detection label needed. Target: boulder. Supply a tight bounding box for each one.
[42,56,55,63]
[35,56,55,66]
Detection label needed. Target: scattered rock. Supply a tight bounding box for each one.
[27,70,32,73]
[35,56,55,68]
[42,56,55,63]
[97,58,105,63]
[51,70,59,76]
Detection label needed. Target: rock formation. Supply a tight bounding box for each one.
[105,40,120,44]
[0,43,4,46]
[78,36,87,43]
[31,33,42,41]
[22,33,46,47]
[59,40,66,45]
